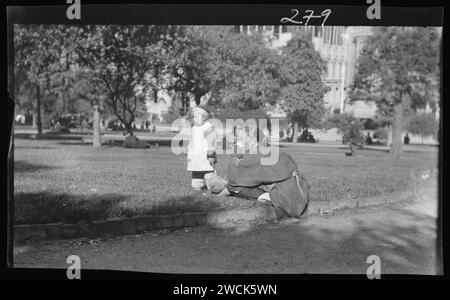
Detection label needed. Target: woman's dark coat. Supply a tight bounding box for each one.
[226,151,310,219]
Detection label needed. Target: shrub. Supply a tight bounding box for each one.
[326,112,364,144]
[407,112,439,143]
[373,128,388,141]
[161,107,182,124]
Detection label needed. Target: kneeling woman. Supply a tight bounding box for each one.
[206,150,310,220]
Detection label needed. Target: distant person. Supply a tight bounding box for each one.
[286,126,292,142]
[348,120,361,156]
[404,133,410,145]
[365,132,373,145]
[300,129,309,143]
[80,119,86,132]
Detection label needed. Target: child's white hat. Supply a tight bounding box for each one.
[192,105,209,117]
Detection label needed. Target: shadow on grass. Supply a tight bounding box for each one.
[57,139,173,148]
[15,133,84,141]
[15,146,57,150]
[14,191,231,225]
[14,192,128,225]
[338,146,436,155]
[14,161,57,173]
[56,141,88,146]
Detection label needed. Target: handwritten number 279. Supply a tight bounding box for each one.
[281,9,331,26]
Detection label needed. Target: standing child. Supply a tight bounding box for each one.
[187,105,217,191]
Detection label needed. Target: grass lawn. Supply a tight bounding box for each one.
[14,137,438,225]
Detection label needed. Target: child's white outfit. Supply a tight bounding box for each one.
[187,121,215,190]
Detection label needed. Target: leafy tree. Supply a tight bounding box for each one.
[161,105,183,125]
[279,33,329,143]
[14,68,36,124]
[14,25,76,134]
[203,26,281,112]
[349,27,440,157]
[74,25,181,136]
[326,112,364,145]
[407,112,439,145]
[168,26,217,106]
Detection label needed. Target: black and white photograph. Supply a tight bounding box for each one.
[5,3,444,281]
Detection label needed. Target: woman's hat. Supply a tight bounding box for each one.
[204,173,227,194]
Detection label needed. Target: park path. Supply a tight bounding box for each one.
[14,187,439,275]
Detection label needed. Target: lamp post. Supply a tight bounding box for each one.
[340,33,350,113]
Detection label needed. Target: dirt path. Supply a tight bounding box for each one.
[14,185,439,275]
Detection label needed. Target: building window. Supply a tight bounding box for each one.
[324,27,330,44]
[274,25,280,38]
[314,26,322,38]
[242,25,248,34]
[334,27,338,44]
[281,25,288,33]
[333,27,337,45]
[356,40,365,61]
[336,27,342,45]
[329,27,333,44]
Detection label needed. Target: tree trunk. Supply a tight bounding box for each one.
[125,122,134,136]
[32,111,37,128]
[93,104,101,148]
[36,85,42,135]
[194,93,202,106]
[350,142,357,156]
[386,125,392,146]
[390,102,403,157]
[292,122,299,143]
[148,112,154,127]
[182,92,188,114]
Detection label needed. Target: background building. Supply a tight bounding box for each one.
[235,25,376,121]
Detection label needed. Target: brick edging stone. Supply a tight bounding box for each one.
[13,186,425,243]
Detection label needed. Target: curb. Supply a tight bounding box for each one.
[14,213,208,244]
[13,187,425,243]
